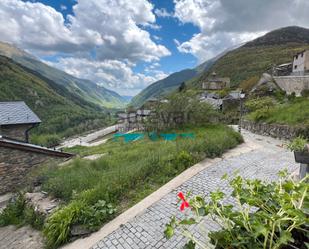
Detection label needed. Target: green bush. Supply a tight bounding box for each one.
[165,171,309,249]
[0,194,44,230]
[43,199,115,248]
[31,134,61,147]
[245,97,274,112]
[287,136,308,152]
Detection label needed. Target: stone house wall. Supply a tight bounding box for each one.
[241,120,309,140]
[273,75,309,96]
[0,124,34,141]
[0,146,67,194]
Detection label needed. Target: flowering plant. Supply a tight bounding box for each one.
[165,171,309,249]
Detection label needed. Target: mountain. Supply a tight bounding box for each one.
[121,95,134,102]
[130,46,234,108]
[192,26,309,90]
[130,69,199,107]
[0,55,109,143]
[0,42,127,108]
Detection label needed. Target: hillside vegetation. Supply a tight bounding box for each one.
[192,26,309,89]
[131,69,199,107]
[0,41,127,108]
[131,48,231,108]
[131,26,309,108]
[0,55,109,145]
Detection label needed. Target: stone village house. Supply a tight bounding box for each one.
[0,101,73,194]
[202,72,231,90]
[255,50,309,96]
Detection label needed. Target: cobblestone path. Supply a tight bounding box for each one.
[92,130,299,249]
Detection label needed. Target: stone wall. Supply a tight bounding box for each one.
[273,75,309,96]
[242,120,309,140]
[0,146,65,194]
[0,124,33,141]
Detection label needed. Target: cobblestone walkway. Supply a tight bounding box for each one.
[91,130,299,249]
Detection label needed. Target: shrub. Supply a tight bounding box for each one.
[245,97,274,112]
[31,134,61,147]
[165,171,309,249]
[287,136,308,152]
[0,193,44,230]
[43,199,115,248]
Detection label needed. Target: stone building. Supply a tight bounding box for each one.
[292,50,309,76]
[0,101,41,142]
[0,101,73,194]
[117,109,152,132]
[255,50,309,96]
[202,72,230,90]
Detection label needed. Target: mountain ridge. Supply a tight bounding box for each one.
[0,41,127,108]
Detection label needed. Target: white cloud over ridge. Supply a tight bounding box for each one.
[0,0,171,94]
[51,58,168,96]
[174,0,309,61]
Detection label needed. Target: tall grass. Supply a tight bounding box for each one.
[36,125,243,247]
[247,97,309,126]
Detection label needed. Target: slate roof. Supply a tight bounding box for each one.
[0,101,41,125]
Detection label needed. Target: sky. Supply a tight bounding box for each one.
[0,0,309,96]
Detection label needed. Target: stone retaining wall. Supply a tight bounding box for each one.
[241,120,309,140]
[0,146,66,194]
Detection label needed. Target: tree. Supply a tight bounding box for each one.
[178,82,186,92]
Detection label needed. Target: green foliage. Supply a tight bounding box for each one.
[0,194,44,230]
[34,125,242,247]
[0,194,26,226]
[30,134,61,147]
[131,69,198,108]
[245,97,274,112]
[239,76,260,92]
[0,55,111,146]
[216,88,230,98]
[165,172,309,249]
[44,201,85,248]
[247,97,309,126]
[148,92,220,130]
[301,89,309,98]
[194,43,309,89]
[43,199,115,248]
[287,137,308,152]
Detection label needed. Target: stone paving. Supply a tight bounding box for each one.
[91,130,299,249]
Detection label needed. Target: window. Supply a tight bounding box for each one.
[294,65,298,70]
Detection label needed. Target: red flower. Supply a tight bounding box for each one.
[178,192,190,211]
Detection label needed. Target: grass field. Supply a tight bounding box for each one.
[27,124,242,247]
[247,97,309,126]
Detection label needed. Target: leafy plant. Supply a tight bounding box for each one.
[43,199,116,248]
[287,137,308,152]
[165,171,309,249]
[0,193,44,230]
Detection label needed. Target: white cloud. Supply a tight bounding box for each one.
[60,5,67,11]
[51,58,168,95]
[177,31,265,63]
[174,0,309,61]
[0,0,170,62]
[173,39,181,47]
[154,8,173,18]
